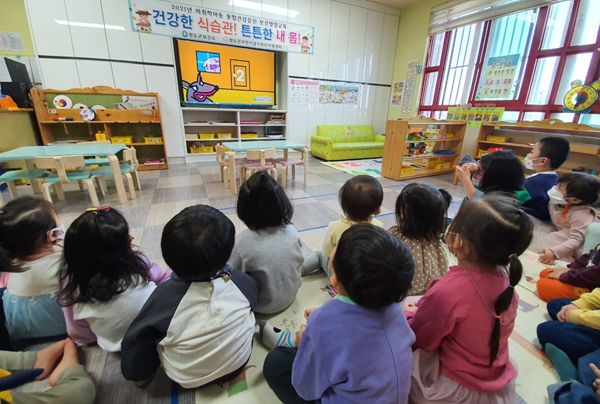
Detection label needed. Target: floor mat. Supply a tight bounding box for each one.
[320,159,383,177]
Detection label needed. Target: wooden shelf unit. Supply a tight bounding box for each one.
[382,116,466,181]
[473,118,600,178]
[30,86,168,170]
[180,106,287,162]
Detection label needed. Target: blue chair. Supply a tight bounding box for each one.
[0,169,49,206]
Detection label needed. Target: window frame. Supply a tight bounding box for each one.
[418,0,600,122]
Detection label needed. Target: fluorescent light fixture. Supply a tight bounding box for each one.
[228,0,299,18]
[55,20,126,31]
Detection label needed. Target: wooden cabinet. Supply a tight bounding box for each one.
[382,116,466,181]
[30,86,169,170]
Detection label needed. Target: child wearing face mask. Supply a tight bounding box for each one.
[0,197,67,340]
[531,173,600,265]
[517,137,571,222]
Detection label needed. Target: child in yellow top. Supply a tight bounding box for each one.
[538,288,600,365]
[300,175,384,277]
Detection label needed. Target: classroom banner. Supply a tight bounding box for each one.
[129,0,315,54]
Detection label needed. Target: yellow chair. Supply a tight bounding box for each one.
[34,155,99,206]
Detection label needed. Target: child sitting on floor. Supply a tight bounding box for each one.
[406,194,533,403]
[121,205,258,389]
[0,338,95,404]
[0,196,66,340]
[531,172,600,265]
[517,137,570,222]
[59,207,171,352]
[389,183,452,295]
[455,150,525,201]
[261,224,416,403]
[229,171,303,314]
[300,175,384,277]
[537,284,600,366]
[536,243,600,302]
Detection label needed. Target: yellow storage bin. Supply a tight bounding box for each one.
[478,149,491,158]
[144,137,163,144]
[248,133,258,138]
[217,133,232,139]
[401,166,415,175]
[241,134,249,139]
[190,146,214,154]
[427,161,450,170]
[111,136,133,144]
[200,133,215,139]
[95,131,107,141]
[486,135,510,143]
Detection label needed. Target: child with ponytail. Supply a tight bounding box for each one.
[405,194,533,403]
[0,196,67,340]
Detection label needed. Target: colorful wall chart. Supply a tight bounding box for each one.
[129,0,314,54]
[447,106,505,127]
[402,60,418,114]
[319,85,359,105]
[477,54,520,100]
[290,79,319,105]
[390,81,405,106]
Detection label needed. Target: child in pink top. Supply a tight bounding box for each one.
[405,194,533,403]
[532,172,600,265]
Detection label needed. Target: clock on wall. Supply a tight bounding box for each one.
[563,80,600,113]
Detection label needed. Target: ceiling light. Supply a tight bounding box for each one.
[55,20,126,31]
[228,0,299,18]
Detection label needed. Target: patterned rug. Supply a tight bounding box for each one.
[320,159,382,177]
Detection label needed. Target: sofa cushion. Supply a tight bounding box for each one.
[317,125,375,143]
[331,142,385,151]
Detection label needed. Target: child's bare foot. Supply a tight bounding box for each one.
[48,339,79,387]
[33,339,67,380]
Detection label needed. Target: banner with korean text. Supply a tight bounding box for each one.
[129,0,314,54]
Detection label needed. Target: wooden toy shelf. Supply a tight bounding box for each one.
[30,86,168,170]
[382,116,466,181]
[461,118,600,183]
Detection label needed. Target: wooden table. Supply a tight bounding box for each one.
[0,144,128,203]
[221,140,308,194]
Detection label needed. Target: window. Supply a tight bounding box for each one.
[419,0,600,125]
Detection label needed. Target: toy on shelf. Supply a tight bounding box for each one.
[95,131,107,141]
[406,142,427,156]
[407,131,426,141]
[267,114,285,124]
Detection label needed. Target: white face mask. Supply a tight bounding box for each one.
[547,187,566,204]
[523,156,543,170]
[48,224,66,240]
[472,177,481,188]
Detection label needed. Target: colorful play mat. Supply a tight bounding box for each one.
[320,158,382,177]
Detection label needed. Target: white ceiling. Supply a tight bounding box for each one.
[366,0,423,10]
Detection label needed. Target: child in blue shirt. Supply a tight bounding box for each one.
[517,137,570,222]
[262,224,416,404]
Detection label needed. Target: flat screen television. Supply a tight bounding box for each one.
[174,39,276,107]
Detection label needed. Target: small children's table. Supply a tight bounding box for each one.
[220,141,308,194]
[0,144,129,203]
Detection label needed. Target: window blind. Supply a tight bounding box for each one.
[430,0,561,35]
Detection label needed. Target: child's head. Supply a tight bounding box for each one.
[394,183,452,243]
[162,205,235,281]
[339,176,384,221]
[330,224,414,308]
[479,150,525,194]
[526,137,570,170]
[237,170,293,231]
[555,172,600,205]
[59,207,151,305]
[0,196,62,272]
[446,194,533,366]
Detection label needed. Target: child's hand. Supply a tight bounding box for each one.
[590,364,600,396]
[454,165,472,184]
[295,324,307,346]
[304,307,318,320]
[403,300,419,312]
[462,162,479,174]
[557,304,578,322]
[548,268,569,279]
[539,249,556,265]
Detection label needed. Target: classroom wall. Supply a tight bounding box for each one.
[387,0,446,120]
[22,0,401,160]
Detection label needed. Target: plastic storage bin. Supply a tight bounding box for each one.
[111,136,132,144]
[144,137,163,144]
[199,133,215,139]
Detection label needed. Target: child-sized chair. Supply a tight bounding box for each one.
[34,155,99,206]
[240,149,277,182]
[91,147,141,200]
[274,148,308,188]
[0,169,49,206]
[216,144,244,189]
[77,140,112,167]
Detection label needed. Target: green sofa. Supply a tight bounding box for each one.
[311,125,385,161]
